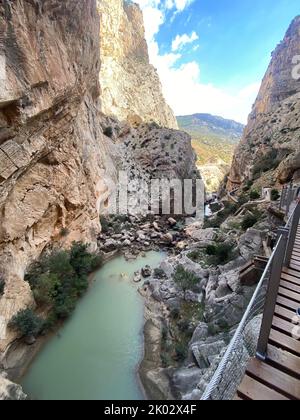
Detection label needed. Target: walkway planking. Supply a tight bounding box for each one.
[236,224,300,400]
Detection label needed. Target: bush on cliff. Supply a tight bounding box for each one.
[9,309,44,339]
[271,189,280,201]
[206,243,234,265]
[173,266,199,297]
[0,277,5,296]
[25,242,103,321]
[249,190,260,200]
[241,213,259,231]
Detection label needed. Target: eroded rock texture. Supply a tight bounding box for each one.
[0,0,117,353]
[228,16,300,190]
[98,0,178,129]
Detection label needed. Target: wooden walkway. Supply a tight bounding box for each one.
[236,224,300,400]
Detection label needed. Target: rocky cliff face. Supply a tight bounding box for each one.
[98,0,178,129]
[0,0,118,354]
[0,0,196,366]
[228,16,300,190]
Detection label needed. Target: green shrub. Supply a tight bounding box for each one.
[205,243,233,265]
[237,194,249,207]
[173,266,199,297]
[243,180,253,192]
[249,190,260,200]
[187,250,202,263]
[174,343,187,362]
[103,126,113,138]
[241,213,258,231]
[154,268,166,279]
[60,227,69,237]
[271,189,280,201]
[33,273,60,305]
[0,278,5,296]
[9,309,44,338]
[170,308,180,320]
[25,242,102,321]
[100,216,110,233]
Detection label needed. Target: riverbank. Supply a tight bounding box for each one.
[16,251,166,400]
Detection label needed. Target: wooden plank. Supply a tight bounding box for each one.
[238,374,289,401]
[277,295,299,311]
[291,258,300,266]
[269,329,300,356]
[278,287,300,303]
[267,345,300,378]
[282,267,300,279]
[290,263,300,272]
[275,305,298,322]
[280,279,300,293]
[272,315,296,336]
[281,272,300,285]
[246,358,300,400]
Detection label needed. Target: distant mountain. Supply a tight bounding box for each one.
[177,114,245,192]
[177,113,244,143]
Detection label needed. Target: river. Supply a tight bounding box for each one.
[21,251,165,401]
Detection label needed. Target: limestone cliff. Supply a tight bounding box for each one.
[0,0,117,353]
[98,0,178,129]
[228,16,300,190]
[0,0,196,363]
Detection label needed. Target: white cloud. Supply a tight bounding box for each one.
[135,0,260,124]
[172,31,199,51]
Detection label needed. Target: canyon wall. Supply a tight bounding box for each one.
[0,0,196,364]
[0,0,118,354]
[98,0,178,129]
[228,16,300,190]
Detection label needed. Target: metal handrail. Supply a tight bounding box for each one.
[201,200,300,400]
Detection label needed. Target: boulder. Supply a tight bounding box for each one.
[142,265,152,278]
[161,233,173,243]
[185,225,217,242]
[133,271,142,283]
[172,367,202,396]
[168,217,177,227]
[0,373,27,400]
[238,229,263,261]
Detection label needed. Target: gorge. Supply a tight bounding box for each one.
[0,0,299,401]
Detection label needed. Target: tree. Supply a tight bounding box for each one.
[9,309,43,338]
[173,266,199,298]
[250,190,260,200]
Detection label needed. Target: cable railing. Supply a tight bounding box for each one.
[201,187,300,400]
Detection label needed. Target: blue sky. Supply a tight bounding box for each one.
[134,0,299,123]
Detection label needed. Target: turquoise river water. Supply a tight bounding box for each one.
[21,251,165,401]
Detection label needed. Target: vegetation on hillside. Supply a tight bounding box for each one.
[10,242,103,340]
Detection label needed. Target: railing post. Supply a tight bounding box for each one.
[256,228,289,361]
[285,202,300,266]
[279,187,285,211]
[286,187,294,216]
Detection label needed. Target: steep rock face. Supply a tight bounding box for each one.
[0,0,117,353]
[98,0,178,129]
[228,16,300,190]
